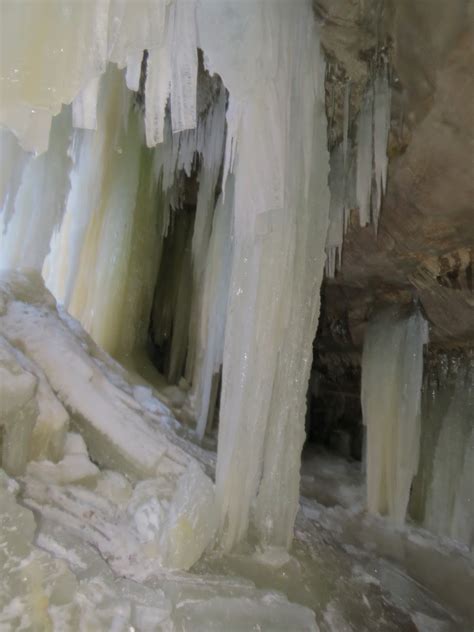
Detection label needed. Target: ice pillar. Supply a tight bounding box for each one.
[361,306,428,525]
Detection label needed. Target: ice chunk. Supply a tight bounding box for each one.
[95,470,133,506]
[26,433,100,487]
[161,460,218,569]
[325,145,346,278]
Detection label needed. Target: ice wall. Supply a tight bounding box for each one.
[0,0,331,554]
[361,306,428,525]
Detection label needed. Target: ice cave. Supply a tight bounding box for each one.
[0,0,473,630]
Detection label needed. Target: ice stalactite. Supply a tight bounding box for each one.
[356,63,391,230]
[325,145,346,278]
[355,87,374,228]
[373,65,391,229]
[190,177,234,440]
[361,306,428,525]
[325,64,390,278]
[410,352,474,549]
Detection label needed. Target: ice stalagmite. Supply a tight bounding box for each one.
[325,67,390,278]
[361,306,428,525]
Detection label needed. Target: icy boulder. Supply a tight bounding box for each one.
[0,333,69,476]
[0,470,175,630]
[0,270,217,571]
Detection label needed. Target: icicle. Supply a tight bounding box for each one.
[373,63,391,231]
[325,145,345,278]
[343,81,350,169]
[355,87,373,227]
[192,177,234,440]
[361,306,428,525]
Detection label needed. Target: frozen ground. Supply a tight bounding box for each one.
[1,271,472,631]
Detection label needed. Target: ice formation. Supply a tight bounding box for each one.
[0,0,330,555]
[325,65,390,277]
[356,63,391,231]
[361,306,428,525]
[410,352,474,549]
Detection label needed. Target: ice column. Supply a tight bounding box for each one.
[361,306,429,525]
[412,353,474,549]
[198,0,330,550]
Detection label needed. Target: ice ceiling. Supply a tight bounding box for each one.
[0,1,473,630]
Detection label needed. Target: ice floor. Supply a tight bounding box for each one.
[1,271,472,631]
